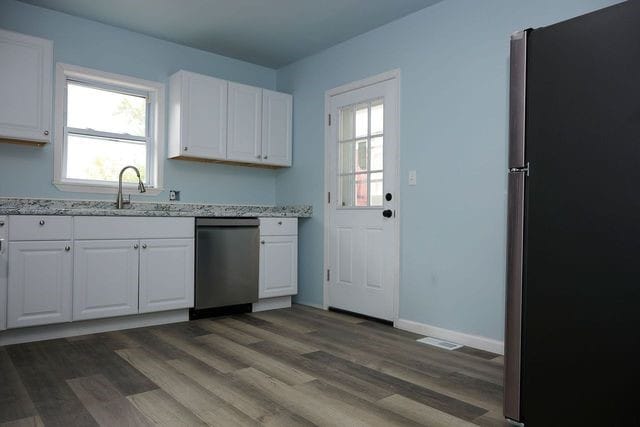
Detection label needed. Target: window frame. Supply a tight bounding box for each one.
[54,63,164,195]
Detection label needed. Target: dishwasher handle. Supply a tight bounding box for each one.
[196,218,259,227]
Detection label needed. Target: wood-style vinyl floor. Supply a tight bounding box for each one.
[0,305,506,426]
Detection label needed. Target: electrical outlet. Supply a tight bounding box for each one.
[408,170,417,186]
[169,190,180,201]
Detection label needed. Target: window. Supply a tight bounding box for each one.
[54,63,164,194]
[338,98,384,207]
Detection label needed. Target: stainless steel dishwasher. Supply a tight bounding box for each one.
[193,218,259,318]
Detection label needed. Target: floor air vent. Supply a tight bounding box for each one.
[417,336,463,350]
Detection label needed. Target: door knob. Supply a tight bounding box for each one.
[382,209,393,218]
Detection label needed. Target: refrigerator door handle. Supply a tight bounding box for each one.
[504,28,529,423]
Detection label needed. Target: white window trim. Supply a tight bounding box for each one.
[53,63,165,195]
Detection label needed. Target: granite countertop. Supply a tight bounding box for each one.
[0,198,312,218]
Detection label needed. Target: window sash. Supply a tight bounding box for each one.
[62,78,156,187]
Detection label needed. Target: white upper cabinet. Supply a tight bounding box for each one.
[262,89,292,167]
[139,238,194,313]
[0,29,52,143]
[169,70,228,160]
[227,82,263,163]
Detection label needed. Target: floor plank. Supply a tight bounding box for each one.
[1,305,505,426]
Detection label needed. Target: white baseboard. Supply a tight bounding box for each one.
[252,296,292,312]
[395,318,504,355]
[0,309,189,346]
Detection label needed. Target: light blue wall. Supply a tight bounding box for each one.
[276,0,621,340]
[0,0,278,204]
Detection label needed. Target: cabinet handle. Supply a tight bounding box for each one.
[261,241,265,244]
[134,244,139,249]
[39,220,45,226]
[142,243,147,249]
[184,147,188,151]
[44,130,49,136]
[0,221,4,227]
[263,156,268,159]
[256,154,261,159]
[278,221,282,225]
[64,246,71,252]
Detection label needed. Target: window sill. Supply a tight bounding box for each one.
[53,181,163,196]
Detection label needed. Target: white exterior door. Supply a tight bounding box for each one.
[260,235,298,299]
[227,82,262,163]
[262,89,292,166]
[179,71,228,159]
[0,29,52,143]
[139,238,194,313]
[73,240,139,321]
[7,241,73,328]
[327,76,399,321]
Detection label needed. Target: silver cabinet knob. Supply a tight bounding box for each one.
[142,243,147,249]
[256,154,261,159]
[278,221,282,225]
[184,147,188,151]
[134,244,139,249]
[261,241,265,245]
[39,220,45,226]
[64,246,71,251]
[0,221,4,227]
[44,130,49,136]
[263,156,268,159]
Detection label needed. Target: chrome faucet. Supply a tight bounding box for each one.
[115,165,146,209]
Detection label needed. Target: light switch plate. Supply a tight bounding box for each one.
[408,170,417,186]
[169,190,180,201]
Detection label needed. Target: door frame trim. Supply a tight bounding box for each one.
[323,69,401,323]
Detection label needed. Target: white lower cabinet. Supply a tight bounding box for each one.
[7,241,72,328]
[258,218,298,301]
[73,240,139,321]
[139,238,194,313]
[260,235,298,298]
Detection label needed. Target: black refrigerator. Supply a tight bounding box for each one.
[504,1,640,425]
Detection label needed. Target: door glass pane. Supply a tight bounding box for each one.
[370,136,383,171]
[337,98,384,208]
[355,103,368,138]
[339,106,354,141]
[355,173,368,206]
[371,100,384,135]
[356,139,368,172]
[339,174,355,207]
[370,172,383,206]
[339,140,354,174]
[67,82,147,137]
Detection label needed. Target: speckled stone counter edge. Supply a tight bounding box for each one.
[0,198,312,218]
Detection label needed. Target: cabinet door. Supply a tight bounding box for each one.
[227,82,262,163]
[139,238,194,313]
[73,240,139,321]
[262,90,292,166]
[0,29,52,143]
[259,235,298,298]
[7,241,72,328]
[176,71,228,159]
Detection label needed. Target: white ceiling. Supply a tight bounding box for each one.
[17,0,444,68]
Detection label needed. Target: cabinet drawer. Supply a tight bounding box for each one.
[74,216,194,240]
[0,216,7,240]
[9,216,72,241]
[260,218,297,236]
